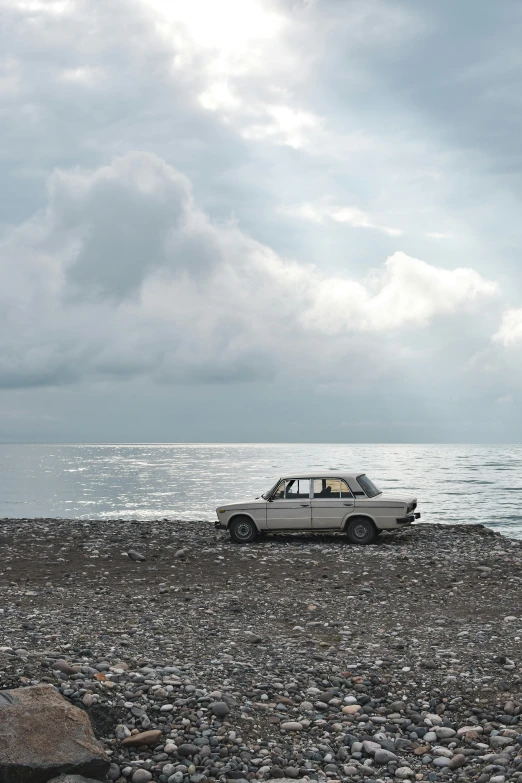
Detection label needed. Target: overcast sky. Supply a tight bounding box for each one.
[2,0,522,443]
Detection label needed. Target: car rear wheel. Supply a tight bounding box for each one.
[346,517,376,545]
[229,516,258,544]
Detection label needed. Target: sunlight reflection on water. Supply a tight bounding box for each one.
[0,443,521,538]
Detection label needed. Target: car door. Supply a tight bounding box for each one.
[311,478,354,529]
[266,478,312,530]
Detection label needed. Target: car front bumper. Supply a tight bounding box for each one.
[215,519,227,530]
[396,512,421,524]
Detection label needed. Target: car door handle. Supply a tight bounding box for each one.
[343,502,353,506]
[300,503,310,507]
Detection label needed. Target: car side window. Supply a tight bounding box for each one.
[313,478,339,498]
[313,478,354,499]
[340,480,353,499]
[285,478,310,499]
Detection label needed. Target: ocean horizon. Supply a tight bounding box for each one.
[1,442,521,538]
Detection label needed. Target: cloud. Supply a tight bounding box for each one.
[0,152,499,390]
[2,0,522,442]
[4,0,71,12]
[241,104,320,150]
[493,308,522,346]
[281,201,402,235]
[303,251,498,332]
[146,0,320,150]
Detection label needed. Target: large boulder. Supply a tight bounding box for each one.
[0,685,110,783]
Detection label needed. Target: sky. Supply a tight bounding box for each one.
[2,0,522,443]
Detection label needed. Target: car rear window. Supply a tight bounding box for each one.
[357,474,381,498]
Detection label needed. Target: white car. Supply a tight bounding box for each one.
[215,471,420,544]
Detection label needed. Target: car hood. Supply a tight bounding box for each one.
[216,498,267,512]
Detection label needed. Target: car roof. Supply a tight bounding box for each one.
[279,470,365,480]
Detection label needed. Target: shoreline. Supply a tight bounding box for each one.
[1,519,522,783]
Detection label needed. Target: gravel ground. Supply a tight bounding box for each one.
[1,519,522,783]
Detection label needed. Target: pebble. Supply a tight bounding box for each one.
[449,754,466,770]
[1,519,522,783]
[362,740,381,755]
[209,700,229,717]
[127,549,146,562]
[131,771,152,783]
[107,764,121,781]
[375,749,399,764]
[121,730,162,747]
[395,767,414,779]
[53,660,78,675]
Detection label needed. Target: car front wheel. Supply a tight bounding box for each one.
[229,516,258,544]
[346,517,376,545]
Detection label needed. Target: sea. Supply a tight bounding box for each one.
[0,443,521,538]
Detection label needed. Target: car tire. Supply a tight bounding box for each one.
[229,516,258,544]
[346,517,376,545]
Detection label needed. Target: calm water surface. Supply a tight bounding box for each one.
[0,444,521,538]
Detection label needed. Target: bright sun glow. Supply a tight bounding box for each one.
[145,0,284,74]
[142,0,317,151]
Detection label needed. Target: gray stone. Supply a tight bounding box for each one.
[115,725,131,740]
[244,631,262,643]
[395,768,414,779]
[177,744,199,757]
[490,736,512,749]
[435,727,456,739]
[131,772,152,783]
[375,749,399,764]
[280,722,303,731]
[0,684,109,783]
[362,740,381,756]
[209,701,229,717]
[127,550,146,562]
[106,763,121,780]
[431,746,453,758]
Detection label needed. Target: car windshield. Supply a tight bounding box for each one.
[262,480,280,500]
[357,474,381,498]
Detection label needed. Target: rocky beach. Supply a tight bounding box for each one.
[1,519,522,783]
